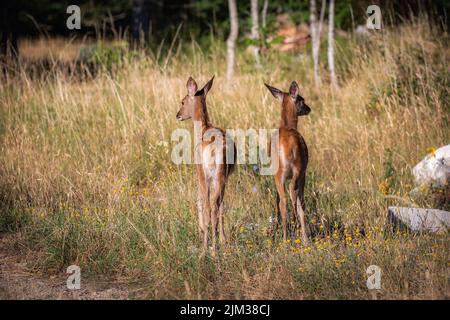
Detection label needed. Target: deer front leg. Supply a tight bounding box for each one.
[274,175,287,241]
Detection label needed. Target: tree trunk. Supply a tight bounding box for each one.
[310,0,326,87]
[261,0,269,29]
[250,0,260,67]
[226,0,239,83]
[319,0,326,37]
[328,0,337,88]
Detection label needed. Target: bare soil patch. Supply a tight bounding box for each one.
[0,234,143,300]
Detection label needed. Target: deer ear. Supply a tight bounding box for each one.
[202,75,215,96]
[187,77,198,96]
[289,81,299,98]
[264,83,284,101]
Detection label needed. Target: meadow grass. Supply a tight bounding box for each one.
[0,20,449,299]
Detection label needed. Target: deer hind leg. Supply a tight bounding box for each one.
[274,174,288,240]
[289,173,300,237]
[218,190,227,246]
[197,193,205,236]
[197,170,208,240]
[202,181,211,252]
[269,193,281,239]
[296,172,309,245]
[210,176,226,254]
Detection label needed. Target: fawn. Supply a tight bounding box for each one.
[176,76,235,254]
[265,81,311,244]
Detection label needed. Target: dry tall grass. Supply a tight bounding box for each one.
[0,20,449,299]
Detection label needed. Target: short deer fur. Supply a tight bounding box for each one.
[176,76,235,253]
[265,81,311,243]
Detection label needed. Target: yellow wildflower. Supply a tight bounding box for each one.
[426,147,436,157]
[378,179,390,195]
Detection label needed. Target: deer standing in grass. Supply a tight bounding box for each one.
[176,76,235,254]
[265,81,311,244]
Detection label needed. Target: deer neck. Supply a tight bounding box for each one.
[280,103,298,130]
[193,98,212,135]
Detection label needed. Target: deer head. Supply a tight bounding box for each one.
[176,76,214,121]
[264,81,311,117]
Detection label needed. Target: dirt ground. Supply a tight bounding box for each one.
[0,233,143,300]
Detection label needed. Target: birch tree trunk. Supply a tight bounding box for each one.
[250,0,261,67]
[319,0,326,38]
[226,0,239,83]
[261,0,269,29]
[328,0,338,88]
[310,0,326,87]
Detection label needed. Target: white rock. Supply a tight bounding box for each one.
[387,206,450,233]
[412,144,450,187]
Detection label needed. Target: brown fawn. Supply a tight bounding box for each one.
[265,81,311,244]
[176,76,235,254]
